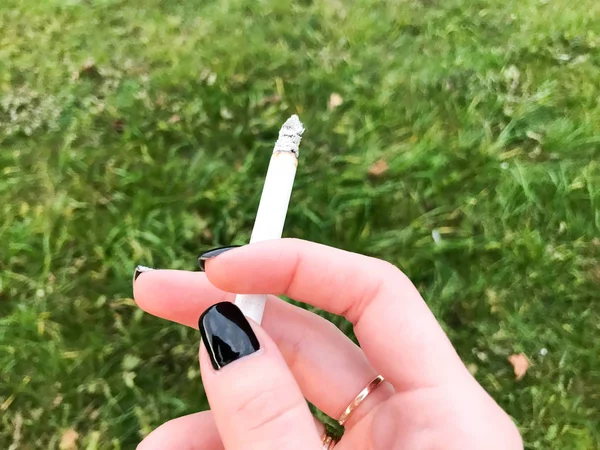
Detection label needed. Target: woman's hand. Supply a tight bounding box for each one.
[133,239,523,449]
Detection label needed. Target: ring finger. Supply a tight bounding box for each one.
[133,268,393,428]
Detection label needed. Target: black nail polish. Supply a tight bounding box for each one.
[198,302,260,370]
[197,246,240,271]
[133,265,155,281]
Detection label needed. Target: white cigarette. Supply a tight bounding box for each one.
[234,115,304,324]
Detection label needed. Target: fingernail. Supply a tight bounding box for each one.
[133,265,155,281]
[198,301,260,370]
[197,246,240,272]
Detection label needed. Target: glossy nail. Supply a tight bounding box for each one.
[199,302,260,370]
[133,265,155,281]
[197,246,240,272]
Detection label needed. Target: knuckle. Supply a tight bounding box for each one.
[234,382,304,436]
[345,257,410,323]
[373,258,415,294]
[375,258,407,280]
[285,324,309,374]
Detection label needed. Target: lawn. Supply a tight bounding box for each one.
[1,0,599,448]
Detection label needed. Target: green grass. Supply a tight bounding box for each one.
[1,0,599,448]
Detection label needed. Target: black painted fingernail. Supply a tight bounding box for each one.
[197,246,240,271]
[133,265,155,281]
[198,302,260,370]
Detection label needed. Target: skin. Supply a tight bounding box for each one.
[134,239,523,450]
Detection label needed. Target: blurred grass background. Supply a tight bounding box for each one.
[1,0,599,448]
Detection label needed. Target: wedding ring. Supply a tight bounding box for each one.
[321,429,337,449]
[338,374,385,426]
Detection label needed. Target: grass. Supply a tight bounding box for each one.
[1,0,599,448]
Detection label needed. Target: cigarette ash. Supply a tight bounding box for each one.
[273,114,304,157]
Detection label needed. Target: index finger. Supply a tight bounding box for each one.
[202,238,470,390]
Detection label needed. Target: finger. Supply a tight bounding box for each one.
[199,302,321,450]
[202,239,470,390]
[134,270,393,427]
[137,411,223,450]
[133,269,229,328]
[136,410,327,450]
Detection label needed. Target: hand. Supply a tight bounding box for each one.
[133,239,523,449]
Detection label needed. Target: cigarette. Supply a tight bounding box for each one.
[234,115,304,324]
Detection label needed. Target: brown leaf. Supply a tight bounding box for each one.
[112,119,125,134]
[508,353,530,380]
[60,429,79,450]
[368,159,389,177]
[168,114,181,123]
[328,92,343,111]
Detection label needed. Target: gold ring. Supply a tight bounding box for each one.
[321,429,337,449]
[338,374,385,426]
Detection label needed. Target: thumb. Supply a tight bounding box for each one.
[198,302,321,450]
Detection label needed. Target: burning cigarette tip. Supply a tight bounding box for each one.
[273,114,304,157]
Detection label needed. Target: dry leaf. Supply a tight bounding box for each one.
[368,159,389,177]
[112,119,125,134]
[328,92,343,111]
[60,429,79,450]
[168,114,181,123]
[508,353,530,380]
